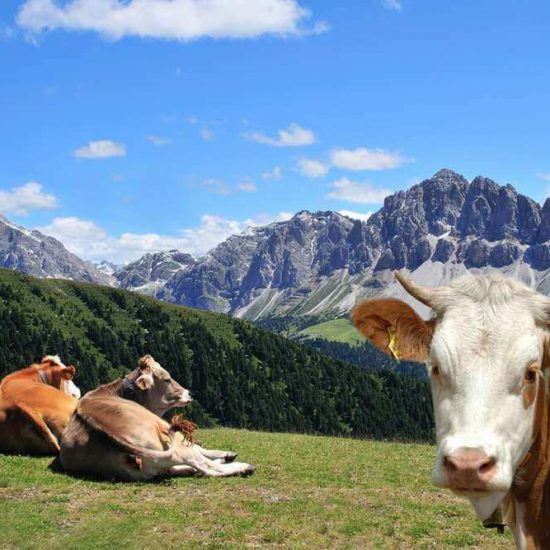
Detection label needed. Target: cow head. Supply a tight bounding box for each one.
[352,272,549,521]
[127,355,192,416]
[38,356,81,398]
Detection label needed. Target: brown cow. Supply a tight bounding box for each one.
[0,356,81,455]
[353,272,550,549]
[60,355,253,480]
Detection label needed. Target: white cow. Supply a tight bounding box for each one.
[353,272,550,549]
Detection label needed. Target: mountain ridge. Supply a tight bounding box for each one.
[3,169,550,320]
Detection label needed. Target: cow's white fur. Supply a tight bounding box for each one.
[424,274,549,521]
[43,355,82,399]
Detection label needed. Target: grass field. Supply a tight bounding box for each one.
[298,318,363,345]
[0,429,513,549]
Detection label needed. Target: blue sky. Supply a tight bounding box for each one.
[1,0,550,263]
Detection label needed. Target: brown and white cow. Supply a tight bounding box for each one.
[60,355,254,480]
[353,272,550,550]
[0,356,81,455]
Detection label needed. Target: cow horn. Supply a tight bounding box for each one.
[394,271,434,308]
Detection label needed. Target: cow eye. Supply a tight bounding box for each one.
[431,365,440,378]
[524,367,538,384]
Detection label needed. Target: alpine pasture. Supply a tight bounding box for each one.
[0,429,512,549]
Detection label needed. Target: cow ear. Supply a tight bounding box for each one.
[63,366,76,380]
[138,355,154,372]
[352,298,434,362]
[135,373,154,390]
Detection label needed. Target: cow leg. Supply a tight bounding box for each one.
[176,448,255,477]
[169,465,197,477]
[193,443,238,463]
[16,403,60,453]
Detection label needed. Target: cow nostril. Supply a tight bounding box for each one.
[479,457,496,474]
[443,456,458,471]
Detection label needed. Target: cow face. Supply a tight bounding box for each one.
[132,355,192,416]
[353,273,549,521]
[39,356,82,399]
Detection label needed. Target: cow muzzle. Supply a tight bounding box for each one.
[177,389,192,406]
[443,449,497,492]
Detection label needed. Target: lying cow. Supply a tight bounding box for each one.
[60,355,255,480]
[353,272,550,549]
[0,356,81,455]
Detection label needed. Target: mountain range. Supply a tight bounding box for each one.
[3,169,550,320]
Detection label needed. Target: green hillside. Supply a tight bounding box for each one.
[0,428,512,549]
[298,318,364,345]
[0,268,433,441]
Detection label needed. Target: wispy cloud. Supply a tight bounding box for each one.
[38,211,292,263]
[297,158,329,178]
[244,123,315,147]
[326,178,391,204]
[237,181,257,193]
[0,182,58,216]
[382,0,402,10]
[200,127,214,141]
[261,166,283,180]
[74,140,126,159]
[146,135,171,146]
[17,0,327,41]
[537,172,550,182]
[329,147,407,171]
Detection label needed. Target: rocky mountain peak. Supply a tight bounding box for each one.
[0,215,114,286]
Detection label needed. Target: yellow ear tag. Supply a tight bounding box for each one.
[387,325,401,362]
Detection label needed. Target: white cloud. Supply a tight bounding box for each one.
[537,172,550,182]
[338,210,373,222]
[382,0,402,10]
[326,178,391,204]
[244,123,315,147]
[297,158,329,178]
[329,147,406,171]
[17,0,327,41]
[146,135,171,146]
[74,140,126,159]
[0,182,58,216]
[237,181,257,193]
[37,211,292,263]
[200,127,214,141]
[261,166,283,180]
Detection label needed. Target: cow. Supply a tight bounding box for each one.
[0,356,81,455]
[352,272,550,550]
[59,355,255,480]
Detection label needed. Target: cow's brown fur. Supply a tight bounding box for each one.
[352,298,435,362]
[507,345,550,549]
[0,358,78,455]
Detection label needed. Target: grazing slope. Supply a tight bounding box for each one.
[0,268,433,441]
[0,429,513,548]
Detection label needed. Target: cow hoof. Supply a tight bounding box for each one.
[225,452,238,463]
[241,465,256,477]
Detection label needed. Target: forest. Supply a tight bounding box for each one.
[0,268,434,441]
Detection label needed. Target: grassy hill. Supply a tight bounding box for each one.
[0,429,513,549]
[0,268,433,441]
[297,318,364,346]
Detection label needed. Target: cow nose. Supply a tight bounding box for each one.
[443,450,497,489]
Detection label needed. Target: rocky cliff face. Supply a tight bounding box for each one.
[3,169,549,319]
[115,250,195,296]
[140,169,550,319]
[0,215,114,286]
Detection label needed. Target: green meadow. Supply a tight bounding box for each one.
[0,428,513,549]
[298,318,364,346]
